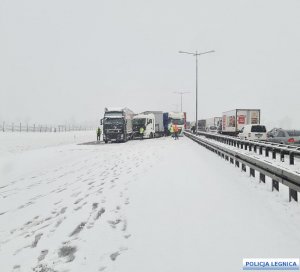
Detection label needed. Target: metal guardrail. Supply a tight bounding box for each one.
[185,131,300,202]
[195,130,300,166]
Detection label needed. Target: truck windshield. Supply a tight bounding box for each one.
[104,118,124,125]
[133,118,146,126]
[170,119,184,125]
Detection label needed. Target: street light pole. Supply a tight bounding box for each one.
[179,50,215,132]
[173,91,191,112]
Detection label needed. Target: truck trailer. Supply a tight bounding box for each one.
[221,109,261,136]
[101,107,134,143]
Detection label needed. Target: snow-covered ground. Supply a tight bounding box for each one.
[1,134,300,272]
[0,131,95,156]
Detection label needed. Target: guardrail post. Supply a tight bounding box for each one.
[265,148,269,157]
[272,150,276,160]
[253,145,257,153]
[249,145,252,152]
[244,143,247,150]
[289,153,294,165]
[250,168,255,177]
[259,173,265,183]
[272,180,279,191]
[289,188,298,202]
[230,157,234,164]
[242,163,246,172]
[240,142,243,149]
[235,160,240,167]
[280,152,285,162]
[259,146,263,155]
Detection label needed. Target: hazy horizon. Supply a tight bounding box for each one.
[1,0,300,129]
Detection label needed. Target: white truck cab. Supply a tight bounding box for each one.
[132,113,155,139]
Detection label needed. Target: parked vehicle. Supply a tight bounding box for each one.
[207,125,218,133]
[267,128,280,138]
[197,119,206,132]
[266,129,300,145]
[163,112,186,136]
[142,111,164,137]
[101,107,134,143]
[222,109,261,136]
[132,113,155,139]
[238,124,267,141]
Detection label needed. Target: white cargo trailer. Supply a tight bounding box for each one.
[221,109,260,136]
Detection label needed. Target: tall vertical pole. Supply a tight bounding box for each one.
[180,94,183,112]
[196,51,198,132]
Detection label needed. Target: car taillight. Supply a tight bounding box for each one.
[288,138,295,143]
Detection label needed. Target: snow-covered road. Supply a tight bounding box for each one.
[1,135,300,272]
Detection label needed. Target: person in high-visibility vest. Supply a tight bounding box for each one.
[139,126,145,140]
[174,124,179,140]
[97,127,101,141]
[169,124,174,138]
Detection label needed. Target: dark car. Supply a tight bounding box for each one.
[267,128,300,145]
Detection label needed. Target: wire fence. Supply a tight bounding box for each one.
[0,122,94,133]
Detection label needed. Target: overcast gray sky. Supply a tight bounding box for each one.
[0,0,299,128]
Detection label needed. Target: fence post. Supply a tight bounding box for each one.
[259,173,265,183]
[280,152,285,162]
[272,179,279,191]
[289,189,298,202]
[289,153,294,165]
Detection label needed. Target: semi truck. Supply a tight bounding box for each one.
[142,111,164,137]
[221,109,261,136]
[164,112,186,136]
[101,107,134,143]
[132,113,155,139]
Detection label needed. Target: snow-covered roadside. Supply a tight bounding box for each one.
[0,131,95,156]
[0,138,167,272]
[1,136,300,272]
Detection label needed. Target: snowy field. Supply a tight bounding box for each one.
[1,133,300,272]
[0,131,95,156]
